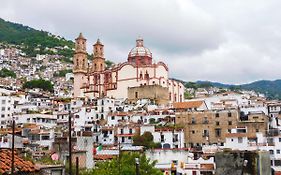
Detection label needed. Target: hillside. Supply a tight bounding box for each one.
[0,18,74,57]
[194,80,281,100]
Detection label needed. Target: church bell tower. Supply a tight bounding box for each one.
[92,39,105,72]
[73,33,88,98]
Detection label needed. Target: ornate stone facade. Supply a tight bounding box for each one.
[73,33,184,103]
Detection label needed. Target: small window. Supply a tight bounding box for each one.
[277,150,280,154]
[228,121,232,125]
[216,121,220,126]
[215,128,221,137]
[228,112,232,117]
[215,113,219,117]
[238,137,243,143]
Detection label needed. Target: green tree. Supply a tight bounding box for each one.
[0,68,16,78]
[133,132,161,149]
[22,79,53,92]
[105,60,114,68]
[81,153,162,175]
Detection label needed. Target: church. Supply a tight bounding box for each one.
[73,33,184,104]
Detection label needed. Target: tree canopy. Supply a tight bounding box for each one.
[133,132,161,149]
[81,153,162,175]
[22,79,53,92]
[0,68,16,78]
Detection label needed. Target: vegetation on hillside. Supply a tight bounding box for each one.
[0,68,16,78]
[81,152,162,175]
[23,79,54,92]
[0,18,74,57]
[185,80,281,100]
[184,81,213,89]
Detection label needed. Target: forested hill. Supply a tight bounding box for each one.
[187,79,281,100]
[0,18,74,57]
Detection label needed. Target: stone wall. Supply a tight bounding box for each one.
[128,85,169,105]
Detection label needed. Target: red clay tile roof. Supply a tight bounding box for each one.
[0,149,37,174]
[200,163,214,170]
[173,101,204,109]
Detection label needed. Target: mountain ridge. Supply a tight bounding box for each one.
[194,79,281,99]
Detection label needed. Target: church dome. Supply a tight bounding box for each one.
[128,37,152,58]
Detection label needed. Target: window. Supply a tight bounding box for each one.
[120,129,124,134]
[215,128,221,137]
[161,135,164,142]
[135,92,138,98]
[129,129,132,134]
[192,130,195,134]
[203,117,208,124]
[1,107,5,111]
[228,121,232,125]
[111,116,115,120]
[215,113,219,117]
[275,160,281,166]
[216,121,220,126]
[1,100,5,104]
[1,114,4,118]
[122,137,125,143]
[238,137,243,143]
[277,150,280,154]
[228,112,232,117]
[203,130,209,137]
[279,138,281,142]
[191,118,196,124]
[269,150,274,155]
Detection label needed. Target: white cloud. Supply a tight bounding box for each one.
[0,0,281,84]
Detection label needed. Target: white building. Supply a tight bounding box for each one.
[141,125,185,149]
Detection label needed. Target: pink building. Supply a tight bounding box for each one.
[73,33,184,103]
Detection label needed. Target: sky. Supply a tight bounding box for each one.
[1,0,281,84]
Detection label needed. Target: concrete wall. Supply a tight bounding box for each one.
[215,150,271,175]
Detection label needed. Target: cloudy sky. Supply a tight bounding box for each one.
[1,0,281,84]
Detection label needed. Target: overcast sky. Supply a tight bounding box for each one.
[1,0,281,84]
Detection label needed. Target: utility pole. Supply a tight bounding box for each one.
[75,157,79,175]
[135,158,140,175]
[118,141,121,175]
[68,109,72,175]
[11,119,15,174]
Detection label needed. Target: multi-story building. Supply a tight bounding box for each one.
[175,108,239,147]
